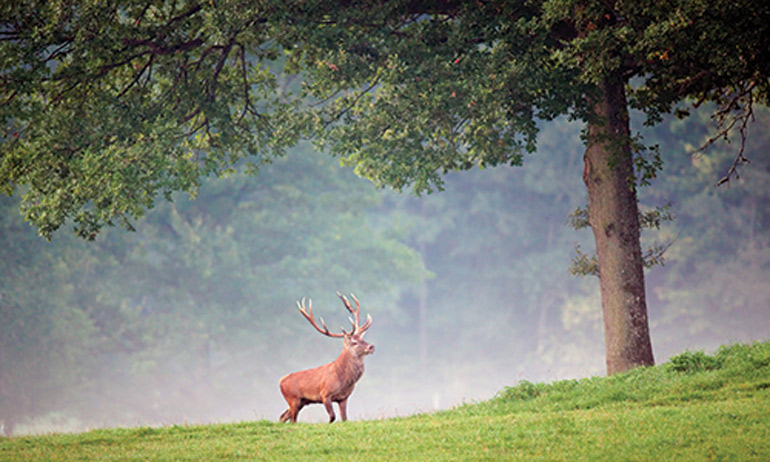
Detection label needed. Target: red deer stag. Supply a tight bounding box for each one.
[279,292,374,423]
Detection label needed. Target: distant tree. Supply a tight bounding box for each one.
[2,1,768,374]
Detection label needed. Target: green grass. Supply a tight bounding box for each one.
[2,342,769,461]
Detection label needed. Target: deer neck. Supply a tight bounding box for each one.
[334,348,365,380]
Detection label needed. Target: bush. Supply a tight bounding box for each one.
[496,380,542,401]
[667,350,723,373]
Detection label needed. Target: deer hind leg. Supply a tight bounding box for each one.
[279,398,304,423]
[322,397,336,423]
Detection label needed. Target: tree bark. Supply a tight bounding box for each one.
[582,74,655,375]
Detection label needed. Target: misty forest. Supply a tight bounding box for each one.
[2,1,770,437]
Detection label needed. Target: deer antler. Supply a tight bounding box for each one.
[336,292,372,335]
[296,298,346,338]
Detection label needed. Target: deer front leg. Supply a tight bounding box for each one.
[322,397,336,423]
[338,398,349,421]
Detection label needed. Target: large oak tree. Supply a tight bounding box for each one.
[2,0,768,374]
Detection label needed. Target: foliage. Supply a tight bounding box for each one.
[568,202,674,276]
[1,342,769,461]
[0,0,289,239]
[277,0,770,192]
[2,1,768,239]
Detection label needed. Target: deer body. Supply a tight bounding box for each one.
[279,293,374,423]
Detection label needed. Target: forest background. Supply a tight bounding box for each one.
[1,105,769,434]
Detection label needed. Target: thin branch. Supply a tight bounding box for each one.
[324,76,381,127]
[694,81,756,186]
[642,236,678,270]
[96,49,153,76]
[120,37,204,57]
[235,43,268,126]
[207,40,235,100]
[45,39,74,62]
[181,107,202,125]
[3,89,17,105]
[134,1,153,27]
[165,3,203,28]
[372,123,393,143]
[694,82,756,186]
[715,130,751,187]
[191,43,227,71]
[310,87,346,108]
[186,116,208,139]
[237,44,251,123]
[51,79,82,105]
[116,54,154,99]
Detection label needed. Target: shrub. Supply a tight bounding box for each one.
[667,350,723,373]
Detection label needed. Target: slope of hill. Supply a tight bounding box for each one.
[2,342,769,461]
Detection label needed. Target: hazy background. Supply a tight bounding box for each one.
[2,108,769,434]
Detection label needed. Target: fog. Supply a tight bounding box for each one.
[2,114,769,435]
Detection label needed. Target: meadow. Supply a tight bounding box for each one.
[2,342,769,461]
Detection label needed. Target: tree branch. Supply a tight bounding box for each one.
[695,81,756,186]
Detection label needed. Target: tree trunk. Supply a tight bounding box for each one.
[582,74,655,375]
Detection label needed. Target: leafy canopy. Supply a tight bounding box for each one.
[1,0,287,238]
[1,0,768,238]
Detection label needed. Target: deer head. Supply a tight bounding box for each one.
[296,292,374,354]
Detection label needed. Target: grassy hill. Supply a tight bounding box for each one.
[2,342,769,461]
